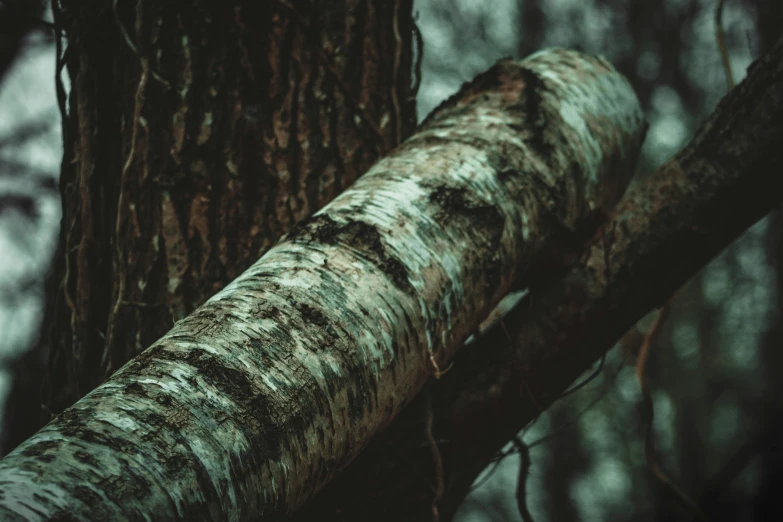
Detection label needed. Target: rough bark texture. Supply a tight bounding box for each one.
[2,0,417,454]
[292,36,783,522]
[0,49,644,521]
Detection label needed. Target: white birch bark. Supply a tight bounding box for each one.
[0,48,645,521]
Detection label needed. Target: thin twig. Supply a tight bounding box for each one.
[636,304,708,521]
[425,388,444,522]
[52,0,68,134]
[528,349,628,449]
[112,0,169,88]
[391,0,403,145]
[112,0,137,54]
[513,436,536,522]
[103,2,150,377]
[557,353,606,400]
[428,351,453,378]
[410,19,424,99]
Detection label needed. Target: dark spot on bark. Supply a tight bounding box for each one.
[498,168,520,183]
[518,67,555,161]
[286,214,341,244]
[298,303,328,328]
[287,215,414,295]
[266,323,295,348]
[181,350,255,399]
[48,513,82,522]
[339,221,413,295]
[137,410,170,432]
[319,360,340,397]
[101,463,151,501]
[161,452,190,477]
[427,184,506,300]
[408,131,496,154]
[429,185,505,249]
[19,439,61,458]
[123,343,165,374]
[71,485,104,509]
[247,338,266,355]
[54,408,137,456]
[123,381,149,398]
[346,378,374,422]
[73,450,99,468]
[418,59,513,129]
[153,347,290,463]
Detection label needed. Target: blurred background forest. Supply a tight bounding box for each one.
[0,0,781,521]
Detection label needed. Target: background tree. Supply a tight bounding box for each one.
[0,0,61,455]
[2,0,418,453]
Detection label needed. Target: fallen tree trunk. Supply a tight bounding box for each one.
[291,35,783,521]
[0,49,644,521]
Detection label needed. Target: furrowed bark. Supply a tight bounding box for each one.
[293,36,783,522]
[0,49,644,521]
[1,0,417,455]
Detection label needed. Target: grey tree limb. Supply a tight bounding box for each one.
[0,48,645,521]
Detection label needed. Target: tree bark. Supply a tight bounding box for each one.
[1,0,417,455]
[291,35,783,521]
[0,49,644,521]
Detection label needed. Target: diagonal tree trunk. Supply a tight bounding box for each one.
[0,48,645,521]
[1,0,417,455]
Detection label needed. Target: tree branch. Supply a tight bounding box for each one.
[0,48,644,521]
[293,34,783,521]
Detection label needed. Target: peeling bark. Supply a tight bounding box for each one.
[2,0,417,454]
[292,36,783,522]
[0,49,644,521]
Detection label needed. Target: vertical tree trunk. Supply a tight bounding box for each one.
[2,0,415,454]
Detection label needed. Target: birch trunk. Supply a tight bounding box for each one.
[0,48,644,521]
